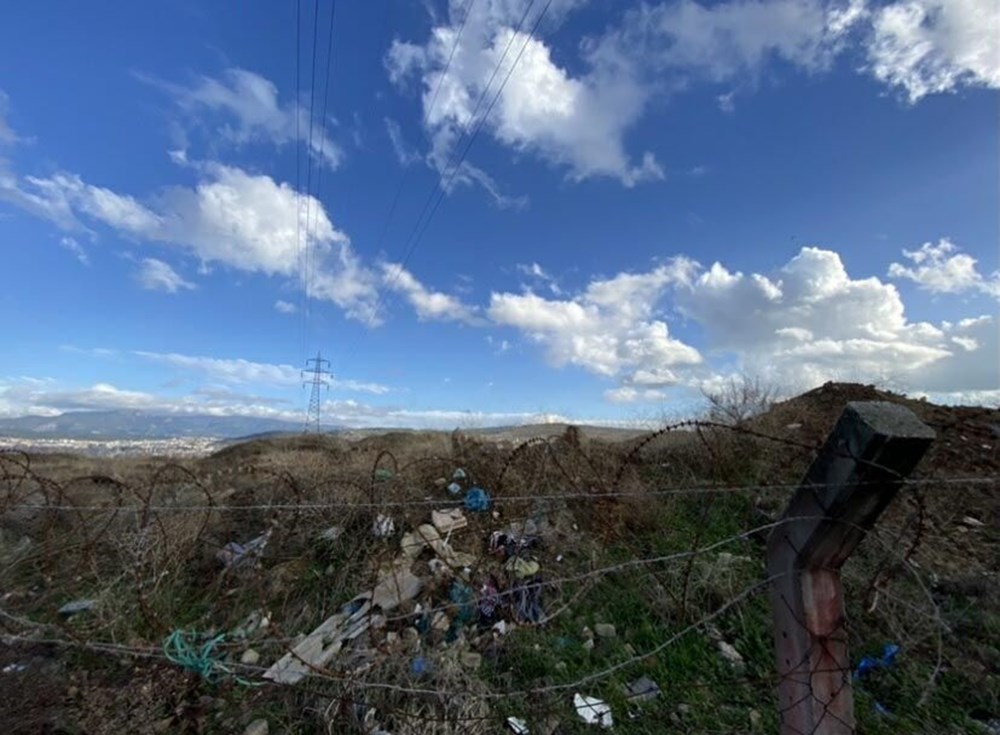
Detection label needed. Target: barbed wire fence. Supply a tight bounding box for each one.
[1,401,997,734]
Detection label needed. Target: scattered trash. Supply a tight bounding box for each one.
[464,487,492,512]
[961,516,985,528]
[461,651,482,669]
[582,638,595,651]
[317,526,343,543]
[217,529,272,569]
[372,514,395,538]
[505,557,540,579]
[432,508,469,534]
[718,640,745,671]
[785,423,802,430]
[447,482,463,495]
[58,599,97,617]
[624,676,660,703]
[479,578,501,624]
[240,649,261,666]
[854,643,899,679]
[453,468,467,480]
[434,477,448,488]
[374,468,394,481]
[853,643,900,717]
[411,656,432,676]
[507,716,530,734]
[449,580,475,625]
[574,693,613,728]
[512,576,543,623]
[1,663,27,674]
[594,623,616,639]
[428,558,452,578]
[244,719,269,735]
[492,620,509,636]
[432,611,450,632]
[401,531,427,558]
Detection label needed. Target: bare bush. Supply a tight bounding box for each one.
[702,374,777,426]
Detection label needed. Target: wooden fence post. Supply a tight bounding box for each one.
[767,401,934,734]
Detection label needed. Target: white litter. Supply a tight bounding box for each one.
[507,716,530,733]
[575,693,613,727]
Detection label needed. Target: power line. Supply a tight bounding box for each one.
[301,0,322,355]
[369,0,552,327]
[305,0,339,355]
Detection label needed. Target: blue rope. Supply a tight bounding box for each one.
[162,630,260,687]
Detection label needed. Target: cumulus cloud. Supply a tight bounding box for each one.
[888,239,1000,297]
[136,258,194,293]
[387,0,661,189]
[5,160,381,321]
[488,257,702,385]
[139,68,343,168]
[381,262,481,324]
[274,299,297,313]
[868,0,1000,102]
[675,245,994,397]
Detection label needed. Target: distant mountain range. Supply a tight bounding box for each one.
[0,410,307,439]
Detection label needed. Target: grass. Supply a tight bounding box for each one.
[1,413,997,734]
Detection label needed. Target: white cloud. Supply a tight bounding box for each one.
[132,350,391,394]
[868,0,1000,102]
[6,160,381,322]
[136,258,194,293]
[0,89,22,145]
[140,68,343,168]
[675,245,995,397]
[381,262,481,324]
[604,386,669,403]
[600,0,861,85]
[488,258,702,385]
[59,236,89,265]
[0,376,568,428]
[517,261,563,294]
[888,239,1000,297]
[274,299,297,314]
[387,0,662,189]
[385,117,421,166]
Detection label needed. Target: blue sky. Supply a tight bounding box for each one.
[1,0,997,428]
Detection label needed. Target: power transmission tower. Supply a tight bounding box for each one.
[302,352,330,433]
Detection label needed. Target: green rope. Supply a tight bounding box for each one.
[162,629,260,687]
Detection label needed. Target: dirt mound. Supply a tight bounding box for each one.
[760,381,999,477]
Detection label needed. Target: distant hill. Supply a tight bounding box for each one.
[0,410,305,439]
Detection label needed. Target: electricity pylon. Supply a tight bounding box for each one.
[302,352,330,433]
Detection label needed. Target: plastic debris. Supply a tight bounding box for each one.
[58,599,97,617]
[479,578,501,624]
[411,656,432,675]
[453,468,467,480]
[244,720,269,735]
[624,676,661,703]
[507,716,530,734]
[374,468,394,481]
[575,693,613,728]
[372,514,395,537]
[447,482,463,495]
[450,580,476,625]
[2,663,27,674]
[432,508,468,534]
[464,487,492,512]
[217,529,272,569]
[317,526,343,543]
[961,516,985,528]
[512,576,543,623]
[401,531,427,558]
[854,643,899,679]
[505,557,541,579]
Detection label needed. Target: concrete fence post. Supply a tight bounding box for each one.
[767,401,934,734]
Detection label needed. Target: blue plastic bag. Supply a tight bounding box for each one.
[464,487,491,512]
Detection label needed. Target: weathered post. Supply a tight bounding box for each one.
[767,401,934,734]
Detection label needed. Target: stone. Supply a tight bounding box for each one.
[582,638,595,651]
[244,720,269,735]
[594,623,617,638]
[624,676,660,702]
[581,626,594,640]
[718,641,745,672]
[240,649,260,665]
